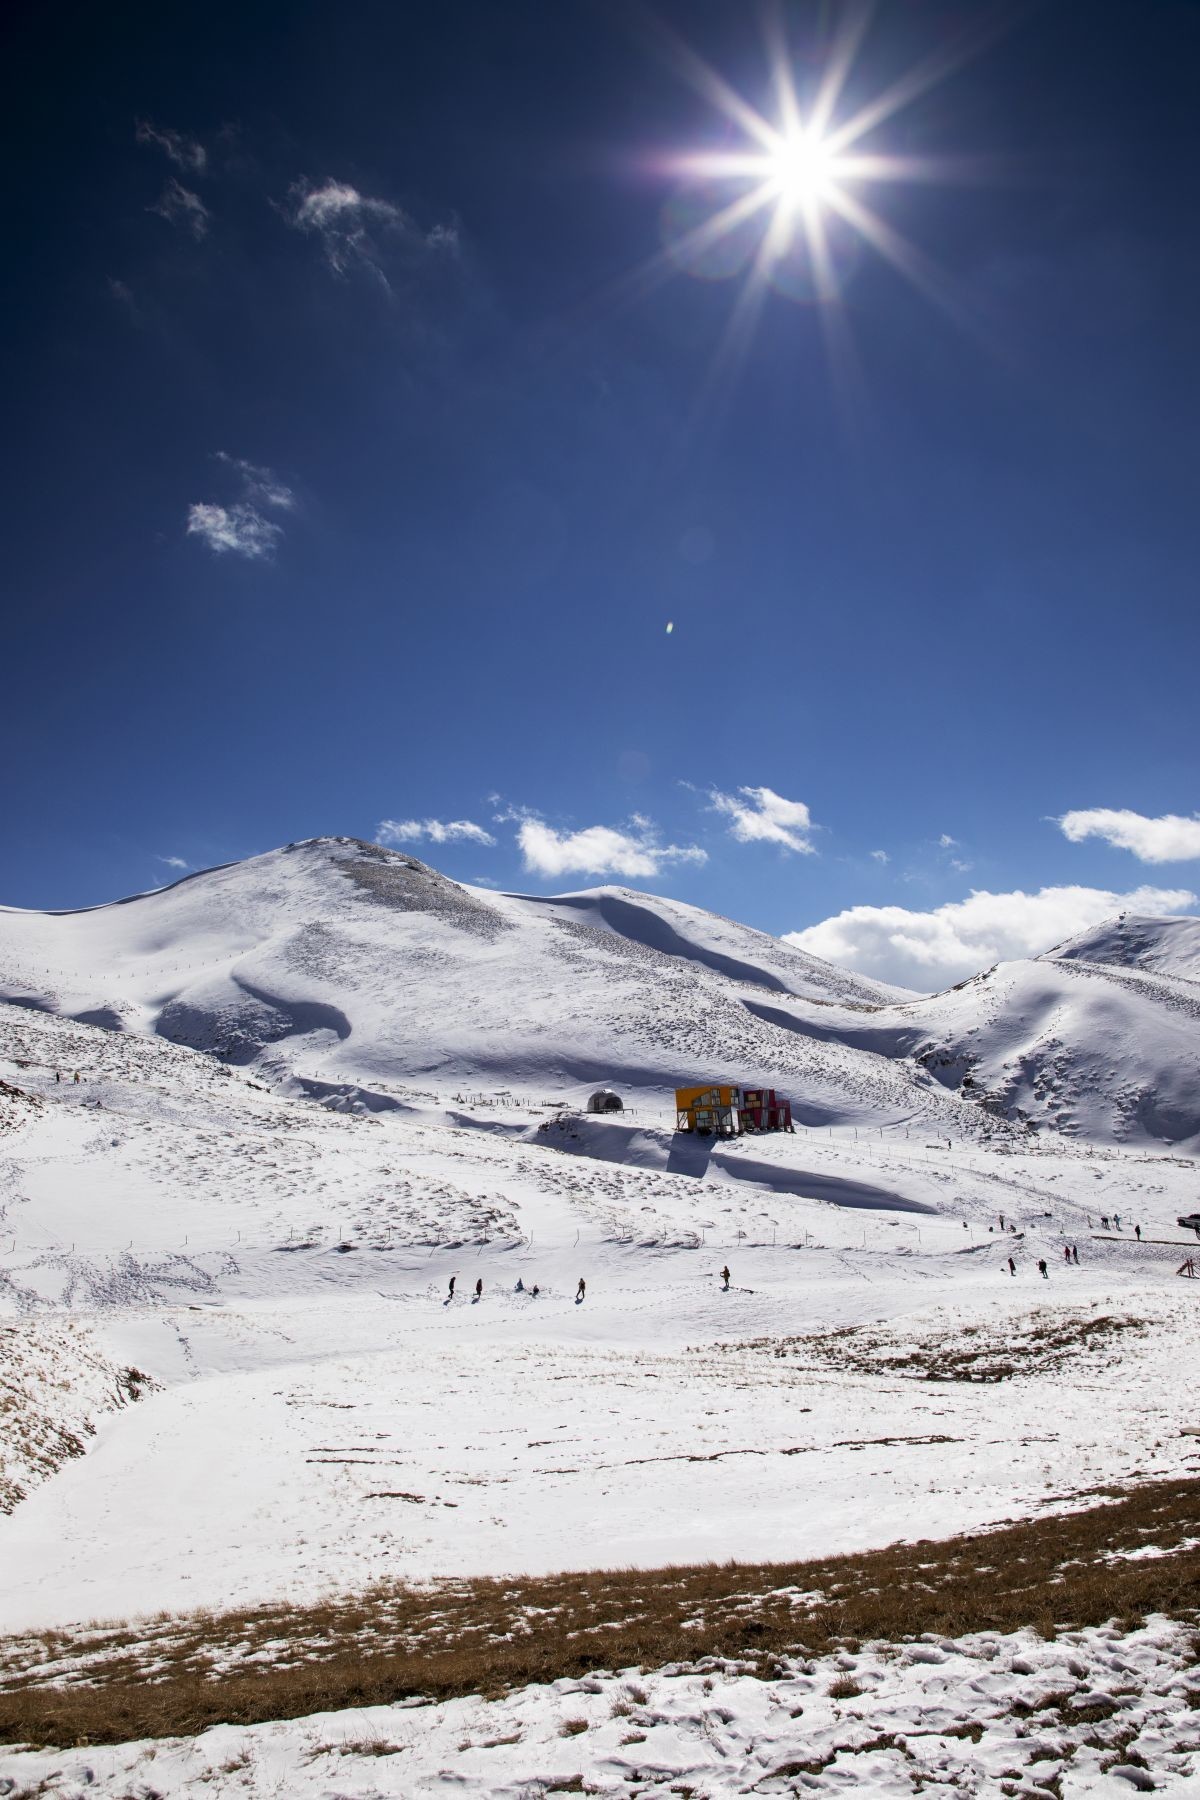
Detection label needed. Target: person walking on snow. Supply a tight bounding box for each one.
[1072,1244,1080,1264]
[448,1275,456,1299]
[1037,1258,1048,1279]
[721,1265,731,1290]
[475,1277,483,1300]
[1135,1223,1142,1241]
[1063,1244,1072,1263]
[1114,1213,1122,1230]
[1008,1256,1016,1276]
[576,1278,586,1301]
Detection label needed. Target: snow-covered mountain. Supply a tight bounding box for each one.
[0,837,942,1130]
[1043,911,1200,982]
[1,837,1199,1149]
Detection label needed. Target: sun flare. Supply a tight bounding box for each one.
[631,1,998,411]
[766,130,843,209]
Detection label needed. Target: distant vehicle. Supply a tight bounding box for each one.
[1178,1214,1200,1232]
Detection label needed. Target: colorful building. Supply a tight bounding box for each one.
[674,1084,740,1137]
[674,1083,794,1136]
[737,1087,793,1132]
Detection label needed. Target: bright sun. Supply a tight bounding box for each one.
[637,2,987,379]
[766,131,842,208]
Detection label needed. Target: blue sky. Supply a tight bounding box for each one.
[3,0,1199,987]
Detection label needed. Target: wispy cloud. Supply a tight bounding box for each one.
[185,454,295,560]
[709,785,815,854]
[107,278,142,325]
[150,178,210,240]
[517,817,706,881]
[1059,807,1200,864]
[870,849,889,864]
[136,120,206,174]
[787,882,1196,992]
[156,855,189,871]
[283,177,459,287]
[377,818,496,847]
[186,504,282,558]
[938,833,958,848]
[214,453,296,514]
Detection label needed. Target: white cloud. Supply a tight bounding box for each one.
[1059,807,1200,864]
[136,120,206,173]
[870,849,889,864]
[517,819,706,881]
[938,833,957,848]
[786,883,1197,993]
[156,855,189,871]
[150,178,210,239]
[186,503,282,559]
[215,453,296,514]
[709,785,815,854]
[284,178,457,286]
[186,455,295,560]
[377,818,496,847]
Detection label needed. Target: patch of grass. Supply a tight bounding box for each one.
[1,1475,1199,1748]
[742,1309,1148,1384]
[559,1716,588,1736]
[827,1675,863,1699]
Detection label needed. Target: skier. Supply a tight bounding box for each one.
[1037,1258,1048,1279]
[576,1278,586,1302]
[1134,1223,1141,1241]
[448,1275,456,1300]
[721,1265,731,1290]
[474,1277,483,1300]
[515,1277,524,1292]
[531,1283,540,1298]
[1101,1214,1110,1230]
[1063,1244,1072,1263]
[1114,1213,1122,1230]
[999,1213,1005,1229]
[1007,1256,1016,1277]
[1072,1244,1080,1264]
[54,1070,60,1084]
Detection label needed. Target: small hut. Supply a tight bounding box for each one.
[586,1088,624,1114]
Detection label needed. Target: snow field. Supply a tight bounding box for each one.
[1,1616,1198,1795]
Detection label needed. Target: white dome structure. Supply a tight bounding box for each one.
[586,1088,624,1114]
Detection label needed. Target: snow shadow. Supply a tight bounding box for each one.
[518,893,793,993]
[710,1152,937,1214]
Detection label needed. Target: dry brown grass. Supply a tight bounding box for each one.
[734,1309,1148,1384]
[1,1475,1197,1749]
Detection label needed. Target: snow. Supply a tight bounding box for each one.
[1,839,1199,1787]
[3,1616,1200,1795]
[1047,913,1200,983]
[2,994,1199,1635]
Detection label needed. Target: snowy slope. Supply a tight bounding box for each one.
[2,839,1200,1152]
[0,838,964,1133]
[506,884,913,1006]
[882,954,1200,1149]
[1046,911,1200,982]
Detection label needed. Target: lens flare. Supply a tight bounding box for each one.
[630,2,1004,419]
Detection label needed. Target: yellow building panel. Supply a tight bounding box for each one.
[674,1084,739,1109]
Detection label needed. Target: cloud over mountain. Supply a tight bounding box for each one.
[787,882,1197,992]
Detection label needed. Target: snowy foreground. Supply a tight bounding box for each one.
[3,1617,1200,1796]
[2,841,1200,1792]
[2,999,1200,1633]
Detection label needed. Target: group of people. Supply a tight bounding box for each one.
[445,1274,584,1303]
